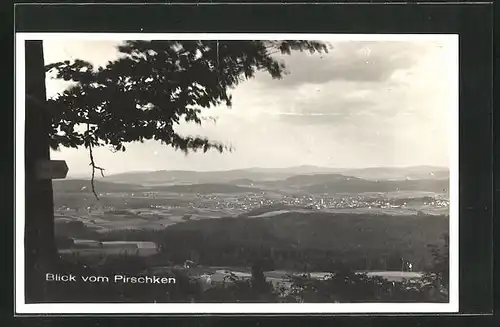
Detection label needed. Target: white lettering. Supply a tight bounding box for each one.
[113,275,176,284]
[45,273,76,282]
[81,275,109,283]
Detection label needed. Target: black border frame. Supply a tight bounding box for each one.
[8,1,494,325]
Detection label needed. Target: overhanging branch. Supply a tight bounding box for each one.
[86,124,105,200]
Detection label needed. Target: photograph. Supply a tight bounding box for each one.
[16,33,458,314]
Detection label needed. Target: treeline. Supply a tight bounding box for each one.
[49,231,449,303]
[55,213,448,272]
[41,253,448,303]
[58,228,434,272]
[154,231,420,272]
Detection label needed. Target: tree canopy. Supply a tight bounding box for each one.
[44,40,328,196]
[45,40,328,153]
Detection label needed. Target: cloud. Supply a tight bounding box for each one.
[44,38,456,175]
[255,41,437,88]
[43,40,124,67]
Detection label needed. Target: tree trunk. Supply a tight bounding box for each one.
[24,40,57,303]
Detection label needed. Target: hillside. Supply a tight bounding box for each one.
[102,169,291,185]
[151,183,262,194]
[227,178,255,186]
[53,179,146,193]
[343,166,449,181]
[162,211,449,268]
[231,174,449,194]
[305,178,449,194]
[56,174,449,196]
[101,166,449,185]
[273,173,361,187]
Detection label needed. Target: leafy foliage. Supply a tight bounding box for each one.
[52,220,449,303]
[424,232,449,290]
[45,40,328,153]
[284,271,393,303]
[44,40,327,198]
[46,252,448,303]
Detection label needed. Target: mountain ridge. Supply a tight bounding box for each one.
[98,165,449,185]
[55,172,449,195]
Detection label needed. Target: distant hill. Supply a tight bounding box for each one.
[55,173,449,195]
[244,173,448,194]
[279,173,361,187]
[343,166,449,181]
[102,169,292,185]
[151,183,262,194]
[102,166,448,185]
[227,178,256,186]
[53,179,146,193]
[54,180,262,195]
[305,178,449,194]
[242,165,342,175]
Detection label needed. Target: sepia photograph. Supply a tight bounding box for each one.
[16,33,458,314]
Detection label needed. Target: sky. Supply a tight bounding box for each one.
[42,36,457,177]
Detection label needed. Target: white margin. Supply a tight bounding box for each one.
[15,33,459,314]
[447,34,460,314]
[15,33,27,315]
[16,33,456,42]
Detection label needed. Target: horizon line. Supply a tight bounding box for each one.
[66,164,450,178]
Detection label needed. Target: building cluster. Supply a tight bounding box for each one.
[179,193,450,212]
[55,192,449,221]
